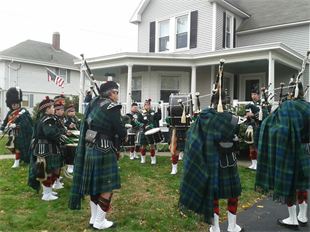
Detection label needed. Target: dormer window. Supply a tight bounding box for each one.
[176,15,189,49]
[159,20,170,52]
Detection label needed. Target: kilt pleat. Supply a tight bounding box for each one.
[218,165,241,199]
[45,153,64,172]
[79,145,120,195]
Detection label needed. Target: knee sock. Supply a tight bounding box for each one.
[98,196,111,212]
[15,151,21,160]
[150,148,155,157]
[214,198,220,215]
[141,147,146,156]
[228,198,238,214]
[297,191,308,204]
[171,154,179,165]
[249,146,257,160]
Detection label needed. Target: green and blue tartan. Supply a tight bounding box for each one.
[69,97,126,210]
[179,108,241,223]
[255,99,310,202]
[14,108,33,163]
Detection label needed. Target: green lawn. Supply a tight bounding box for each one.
[0,155,263,232]
[0,136,9,154]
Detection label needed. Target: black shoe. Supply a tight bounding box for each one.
[298,219,307,227]
[277,219,299,230]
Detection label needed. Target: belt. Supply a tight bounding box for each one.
[37,139,49,144]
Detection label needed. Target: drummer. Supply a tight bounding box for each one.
[139,99,161,165]
[52,95,67,190]
[127,102,143,160]
[64,104,80,174]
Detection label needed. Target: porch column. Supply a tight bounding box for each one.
[191,66,197,111]
[268,52,275,104]
[126,64,133,113]
[78,63,85,114]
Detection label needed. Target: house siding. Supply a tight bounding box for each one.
[0,62,80,118]
[237,24,310,55]
[138,0,213,54]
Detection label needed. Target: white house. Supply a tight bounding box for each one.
[76,0,309,115]
[0,32,82,119]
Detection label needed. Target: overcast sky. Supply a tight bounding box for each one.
[0,0,141,58]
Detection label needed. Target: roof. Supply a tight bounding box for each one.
[74,42,304,70]
[225,0,310,31]
[0,40,78,69]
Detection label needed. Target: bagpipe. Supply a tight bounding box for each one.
[80,54,99,97]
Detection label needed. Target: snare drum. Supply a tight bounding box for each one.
[123,133,136,147]
[144,128,164,144]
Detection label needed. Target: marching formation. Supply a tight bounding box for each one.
[0,52,309,231]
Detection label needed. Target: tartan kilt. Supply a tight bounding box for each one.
[78,144,120,195]
[44,153,64,172]
[218,164,241,199]
[296,143,310,191]
[139,132,149,145]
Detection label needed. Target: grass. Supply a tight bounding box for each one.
[0,154,263,232]
[0,136,9,155]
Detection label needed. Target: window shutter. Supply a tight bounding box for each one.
[29,94,34,108]
[233,18,236,48]
[67,70,71,83]
[149,21,156,52]
[190,10,198,49]
[222,12,226,48]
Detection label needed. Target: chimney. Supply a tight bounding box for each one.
[52,32,60,50]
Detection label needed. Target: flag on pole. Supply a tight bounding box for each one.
[47,68,64,88]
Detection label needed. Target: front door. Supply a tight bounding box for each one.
[239,73,265,101]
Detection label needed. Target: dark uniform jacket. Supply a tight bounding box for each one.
[69,97,127,210]
[1,107,33,163]
[140,109,161,131]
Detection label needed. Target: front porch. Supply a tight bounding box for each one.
[76,42,307,117]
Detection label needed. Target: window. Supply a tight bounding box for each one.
[55,68,69,83]
[160,75,180,102]
[21,95,29,107]
[225,13,233,48]
[21,94,34,107]
[159,20,170,52]
[132,76,142,102]
[176,15,188,49]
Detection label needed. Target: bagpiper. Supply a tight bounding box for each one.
[255,73,310,230]
[244,87,269,170]
[179,60,243,232]
[69,81,127,230]
[0,87,33,168]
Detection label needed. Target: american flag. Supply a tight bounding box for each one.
[47,68,64,88]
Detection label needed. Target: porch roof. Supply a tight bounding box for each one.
[74,43,305,71]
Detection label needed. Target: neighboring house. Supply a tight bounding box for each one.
[76,0,310,117]
[0,32,81,119]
